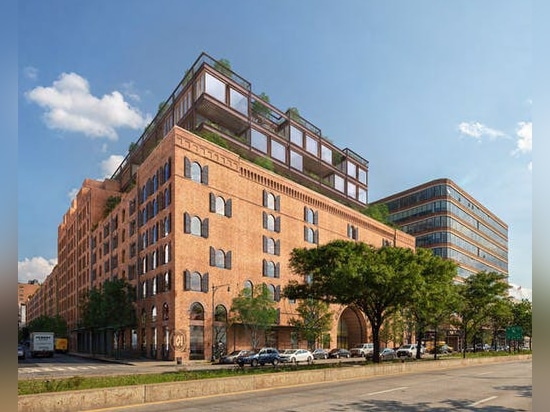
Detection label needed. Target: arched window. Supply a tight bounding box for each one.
[164,215,171,236]
[266,238,275,254]
[244,280,253,297]
[152,251,158,269]
[151,306,157,322]
[215,197,225,215]
[191,162,202,183]
[164,271,170,292]
[191,216,202,236]
[215,249,225,268]
[190,302,204,320]
[265,261,275,278]
[190,272,201,291]
[266,193,275,210]
[266,284,276,301]
[266,214,275,231]
[305,227,314,243]
[152,277,157,295]
[142,281,147,298]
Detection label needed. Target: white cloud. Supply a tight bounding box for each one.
[121,81,141,102]
[100,154,125,178]
[67,187,79,201]
[24,66,39,80]
[26,72,151,139]
[514,121,532,154]
[18,256,57,283]
[458,121,506,140]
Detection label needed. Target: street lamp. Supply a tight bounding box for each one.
[211,283,230,362]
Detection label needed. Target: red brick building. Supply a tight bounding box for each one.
[27,54,416,361]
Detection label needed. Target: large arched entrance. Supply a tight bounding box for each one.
[337,307,368,348]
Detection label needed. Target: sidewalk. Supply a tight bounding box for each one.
[69,351,217,370]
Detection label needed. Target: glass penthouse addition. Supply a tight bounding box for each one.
[111,52,369,209]
[373,178,508,281]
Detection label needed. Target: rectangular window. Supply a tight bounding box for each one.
[230,88,248,115]
[271,139,286,163]
[305,135,318,156]
[290,150,303,171]
[290,125,303,146]
[205,73,226,102]
[347,182,357,198]
[358,168,367,184]
[358,188,367,204]
[347,161,357,178]
[251,129,268,153]
[321,145,332,164]
[334,174,345,193]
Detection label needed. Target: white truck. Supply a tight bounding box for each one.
[30,332,55,357]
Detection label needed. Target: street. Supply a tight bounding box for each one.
[82,359,531,412]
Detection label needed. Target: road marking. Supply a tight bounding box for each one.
[469,395,497,407]
[368,387,408,395]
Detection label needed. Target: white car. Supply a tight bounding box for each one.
[280,349,314,364]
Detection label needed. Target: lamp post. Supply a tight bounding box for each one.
[211,283,230,362]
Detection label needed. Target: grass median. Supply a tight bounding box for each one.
[19,351,528,396]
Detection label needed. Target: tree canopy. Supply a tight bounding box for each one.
[230,284,279,350]
[288,298,333,350]
[285,240,428,362]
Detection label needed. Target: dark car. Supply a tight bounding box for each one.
[218,350,255,364]
[366,347,397,361]
[237,347,281,367]
[328,348,351,359]
[312,348,329,360]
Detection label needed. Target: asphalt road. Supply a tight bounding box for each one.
[83,359,532,412]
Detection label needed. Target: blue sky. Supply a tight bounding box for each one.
[18,1,532,292]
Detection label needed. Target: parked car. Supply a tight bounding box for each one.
[395,344,424,358]
[349,343,374,358]
[366,347,397,361]
[218,350,255,364]
[280,349,314,364]
[312,348,329,360]
[328,348,351,359]
[18,344,25,360]
[237,347,281,367]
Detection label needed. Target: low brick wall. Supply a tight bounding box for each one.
[18,355,531,412]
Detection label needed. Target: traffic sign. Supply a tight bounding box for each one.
[506,326,523,340]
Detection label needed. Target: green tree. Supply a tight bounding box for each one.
[287,106,301,121]
[455,271,510,358]
[407,248,459,359]
[79,278,136,354]
[251,92,271,118]
[288,298,333,350]
[361,204,391,225]
[25,315,68,339]
[285,240,423,363]
[230,284,279,350]
[512,299,532,349]
[486,297,514,350]
[103,196,121,218]
[214,58,232,76]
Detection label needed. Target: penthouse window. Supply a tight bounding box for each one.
[184,213,209,238]
[251,129,267,153]
[229,88,248,115]
[321,144,332,164]
[184,157,209,184]
[290,125,303,146]
[290,150,303,171]
[305,135,318,156]
[271,139,286,163]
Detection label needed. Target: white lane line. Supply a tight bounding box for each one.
[469,395,497,407]
[368,387,409,395]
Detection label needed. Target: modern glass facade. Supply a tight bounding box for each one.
[372,178,508,281]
